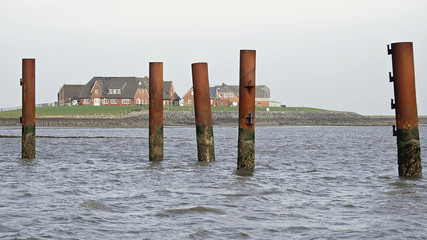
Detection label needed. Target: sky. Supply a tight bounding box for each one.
[0,0,426,115]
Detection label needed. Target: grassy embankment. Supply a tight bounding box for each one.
[0,105,327,118]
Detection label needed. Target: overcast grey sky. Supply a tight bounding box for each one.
[1,0,426,115]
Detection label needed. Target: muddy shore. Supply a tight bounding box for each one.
[1,111,426,128]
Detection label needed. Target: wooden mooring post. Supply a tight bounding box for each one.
[388,42,422,176]
[149,62,163,161]
[21,58,36,159]
[237,50,256,170]
[192,62,215,162]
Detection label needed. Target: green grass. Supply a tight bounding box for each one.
[0,106,139,118]
[0,109,23,118]
[213,106,238,111]
[0,105,327,118]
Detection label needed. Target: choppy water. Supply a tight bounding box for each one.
[0,126,426,239]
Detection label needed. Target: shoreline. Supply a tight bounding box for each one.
[1,111,426,128]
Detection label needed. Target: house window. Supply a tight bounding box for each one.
[111,99,117,104]
[230,93,234,98]
[122,99,130,104]
[95,89,99,94]
[188,99,192,104]
[191,90,193,95]
[117,89,121,94]
[224,93,228,98]
[103,99,109,104]
[219,94,223,98]
[84,99,90,104]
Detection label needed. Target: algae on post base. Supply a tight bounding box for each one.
[397,127,422,177]
[237,127,255,170]
[149,125,163,161]
[22,124,35,159]
[196,124,215,162]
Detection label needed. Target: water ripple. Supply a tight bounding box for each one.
[0,126,427,239]
[163,206,225,215]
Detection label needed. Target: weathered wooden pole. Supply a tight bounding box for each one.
[149,62,163,161]
[388,42,422,176]
[192,62,215,162]
[237,50,256,170]
[21,58,36,159]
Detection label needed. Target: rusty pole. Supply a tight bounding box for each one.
[388,42,422,176]
[192,62,215,162]
[149,62,163,161]
[237,50,256,170]
[21,59,36,159]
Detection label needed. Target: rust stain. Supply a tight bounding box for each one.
[238,50,256,130]
[192,62,215,162]
[390,42,419,130]
[149,62,164,161]
[238,50,256,170]
[21,59,36,159]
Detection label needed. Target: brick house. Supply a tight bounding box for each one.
[163,81,181,106]
[182,88,195,106]
[77,77,180,106]
[182,83,270,107]
[57,84,84,106]
[215,84,240,107]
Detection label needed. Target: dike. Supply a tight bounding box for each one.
[1,111,426,128]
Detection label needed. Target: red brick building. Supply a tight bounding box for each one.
[182,88,195,106]
[182,83,270,107]
[77,77,180,106]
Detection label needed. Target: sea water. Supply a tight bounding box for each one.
[0,126,426,239]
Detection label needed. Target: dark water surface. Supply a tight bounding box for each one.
[1,126,426,239]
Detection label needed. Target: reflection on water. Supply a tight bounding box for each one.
[0,126,426,239]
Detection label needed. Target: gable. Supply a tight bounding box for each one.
[90,81,102,94]
[183,88,193,99]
